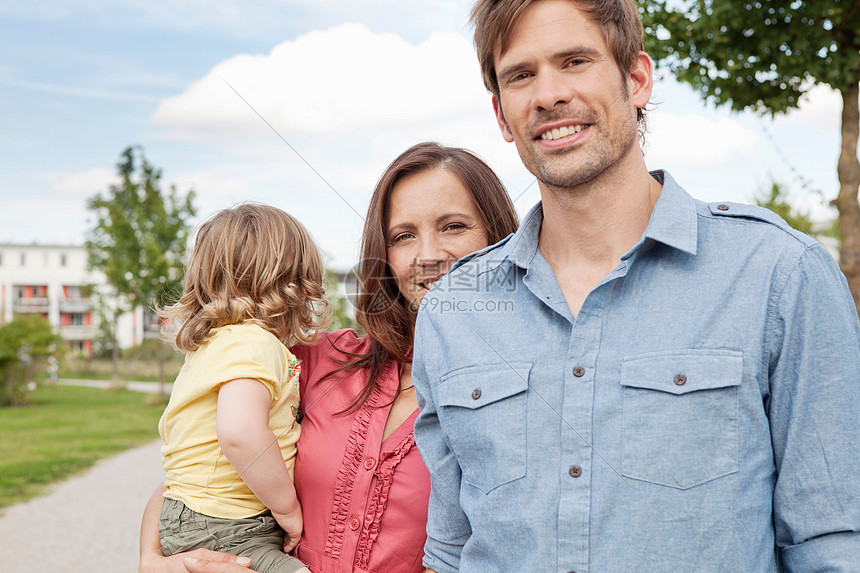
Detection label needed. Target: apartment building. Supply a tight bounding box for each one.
[0,243,146,356]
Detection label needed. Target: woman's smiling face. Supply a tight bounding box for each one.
[386,168,490,310]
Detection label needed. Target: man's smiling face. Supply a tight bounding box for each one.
[491,0,649,191]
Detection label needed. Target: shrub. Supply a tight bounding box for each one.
[0,315,62,406]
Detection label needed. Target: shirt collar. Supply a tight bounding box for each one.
[505,170,698,270]
[641,170,698,257]
[506,201,543,269]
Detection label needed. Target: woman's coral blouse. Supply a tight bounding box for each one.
[291,330,430,573]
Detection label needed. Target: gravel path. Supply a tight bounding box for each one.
[0,436,165,572]
[60,378,174,394]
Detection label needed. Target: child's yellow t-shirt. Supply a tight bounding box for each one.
[159,322,301,519]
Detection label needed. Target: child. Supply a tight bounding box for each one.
[157,203,330,573]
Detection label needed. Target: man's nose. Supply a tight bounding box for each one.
[533,68,572,111]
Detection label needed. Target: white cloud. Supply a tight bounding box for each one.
[49,168,119,198]
[776,84,844,132]
[147,21,534,244]
[0,0,474,43]
[152,23,488,138]
[644,110,759,166]
[0,168,118,245]
[0,77,159,102]
[171,171,255,216]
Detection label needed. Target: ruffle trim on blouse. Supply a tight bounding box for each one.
[324,361,396,559]
[355,431,415,570]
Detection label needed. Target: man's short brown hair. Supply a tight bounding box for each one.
[471,0,645,100]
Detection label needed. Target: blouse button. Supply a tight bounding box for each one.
[349,515,361,531]
[674,373,687,386]
[364,456,376,471]
[472,388,482,400]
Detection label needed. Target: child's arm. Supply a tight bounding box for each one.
[216,378,302,552]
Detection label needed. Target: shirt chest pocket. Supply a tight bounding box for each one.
[438,362,530,494]
[620,350,742,490]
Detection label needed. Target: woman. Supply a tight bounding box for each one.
[139,142,519,573]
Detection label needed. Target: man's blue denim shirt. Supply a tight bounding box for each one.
[412,171,860,572]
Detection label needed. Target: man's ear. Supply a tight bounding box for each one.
[492,95,514,143]
[628,51,654,110]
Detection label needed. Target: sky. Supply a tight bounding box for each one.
[0,0,847,270]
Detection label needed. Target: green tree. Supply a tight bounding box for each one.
[0,315,62,406]
[640,0,860,313]
[755,180,839,240]
[755,181,815,235]
[86,146,196,390]
[325,268,361,333]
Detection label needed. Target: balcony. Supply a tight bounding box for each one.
[60,325,97,341]
[13,297,50,313]
[60,297,95,313]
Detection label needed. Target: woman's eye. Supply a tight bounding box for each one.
[445,223,467,232]
[390,233,413,245]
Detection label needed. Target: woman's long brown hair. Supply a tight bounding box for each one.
[326,142,519,415]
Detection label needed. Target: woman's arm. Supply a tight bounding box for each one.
[138,485,253,573]
[217,378,302,551]
[139,484,168,569]
[184,558,310,573]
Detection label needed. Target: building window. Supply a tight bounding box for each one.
[0,252,3,266]
[68,313,85,326]
[20,252,26,266]
[60,253,67,267]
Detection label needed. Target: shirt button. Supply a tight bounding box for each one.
[569,465,582,478]
[364,457,376,471]
[674,373,687,386]
[349,515,361,531]
[717,204,729,211]
[572,366,585,377]
[471,388,482,400]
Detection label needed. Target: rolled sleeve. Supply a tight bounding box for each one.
[413,309,472,573]
[782,531,860,572]
[767,244,860,569]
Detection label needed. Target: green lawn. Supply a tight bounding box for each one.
[0,385,164,510]
[60,353,184,383]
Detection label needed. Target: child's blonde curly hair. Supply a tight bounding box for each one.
[161,203,331,352]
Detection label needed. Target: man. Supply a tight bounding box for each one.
[412,0,860,571]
